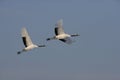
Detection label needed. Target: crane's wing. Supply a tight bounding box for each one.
[21,27,33,47]
[59,37,73,44]
[55,19,65,35]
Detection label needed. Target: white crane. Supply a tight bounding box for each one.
[46,19,80,44]
[17,27,45,54]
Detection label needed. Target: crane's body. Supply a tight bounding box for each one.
[17,27,45,54]
[47,19,80,44]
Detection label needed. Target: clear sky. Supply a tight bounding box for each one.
[0,0,120,80]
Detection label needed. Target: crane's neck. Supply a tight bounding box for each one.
[71,34,80,37]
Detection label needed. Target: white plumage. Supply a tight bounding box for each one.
[17,27,45,54]
[47,19,80,44]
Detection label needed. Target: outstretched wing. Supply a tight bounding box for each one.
[59,37,73,44]
[54,19,65,35]
[21,27,33,47]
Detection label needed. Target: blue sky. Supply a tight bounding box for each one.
[0,0,120,80]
